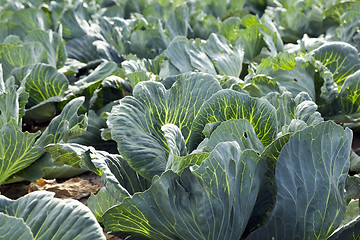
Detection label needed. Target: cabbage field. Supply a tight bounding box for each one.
[1,0,360,239]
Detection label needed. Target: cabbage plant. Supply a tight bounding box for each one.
[0,0,359,239]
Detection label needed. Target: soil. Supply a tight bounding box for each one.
[353,131,360,155]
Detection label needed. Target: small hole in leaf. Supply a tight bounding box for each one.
[243,132,248,139]
[294,78,298,82]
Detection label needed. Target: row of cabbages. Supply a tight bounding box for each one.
[0,0,360,239]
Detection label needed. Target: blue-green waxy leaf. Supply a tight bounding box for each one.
[69,61,122,99]
[336,70,360,117]
[0,212,34,239]
[203,33,243,77]
[200,119,264,154]
[61,9,88,40]
[0,71,25,127]
[103,141,266,240]
[164,34,243,77]
[166,152,210,174]
[0,22,26,42]
[255,53,317,100]
[84,148,150,200]
[45,143,149,201]
[165,4,189,38]
[247,133,291,231]
[76,61,121,85]
[45,141,149,222]
[247,121,352,240]
[130,25,169,59]
[35,97,87,146]
[185,38,217,75]
[0,119,42,184]
[328,216,360,240]
[263,91,323,136]
[65,36,100,63]
[108,72,221,179]
[68,110,117,152]
[189,89,277,151]
[310,42,360,86]
[11,8,51,31]
[164,36,193,73]
[161,124,187,157]
[243,75,281,98]
[263,92,295,130]
[237,24,266,62]
[0,42,46,79]
[87,187,122,223]
[0,191,106,240]
[22,63,68,108]
[25,30,66,69]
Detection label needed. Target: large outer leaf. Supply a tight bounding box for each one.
[237,24,266,62]
[0,119,42,184]
[130,26,169,59]
[185,38,217,75]
[23,63,69,108]
[164,36,193,73]
[108,72,221,179]
[0,22,26,42]
[0,191,106,240]
[0,42,46,79]
[103,141,266,240]
[263,92,295,131]
[61,9,88,40]
[246,133,292,233]
[84,147,150,200]
[0,212,34,239]
[188,89,277,151]
[25,30,66,69]
[11,8,51,31]
[247,121,352,240]
[203,33,243,77]
[65,36,100,63]
[310,42,360,86]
